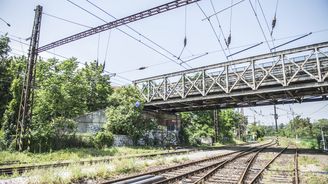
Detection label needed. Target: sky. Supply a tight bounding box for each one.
[1,0,328,126]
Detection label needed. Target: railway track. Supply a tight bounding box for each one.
[0,149,193,176]
[104,139,300,184]
[102,140,275,184]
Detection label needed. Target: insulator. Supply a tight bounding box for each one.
[183,37,187,47]
[272,16,277,29]
[138,66,147,70]
[227,33,231,47]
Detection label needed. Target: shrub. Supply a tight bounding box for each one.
[93,131,113,149]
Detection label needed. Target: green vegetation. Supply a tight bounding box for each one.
[180,109,249,145]
[105,86,158,144]
[0,146,163,165]
[93,131,114,149]
[0,34,114,152]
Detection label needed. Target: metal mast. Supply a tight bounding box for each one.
[16,5,43,151]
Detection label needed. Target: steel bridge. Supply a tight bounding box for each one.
[134,42,328,112]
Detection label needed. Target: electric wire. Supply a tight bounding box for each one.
[42,12,92,28]
[227,0,233,47]
[196,2,229,61]
[203,0,246,21]
[103,29,112,69]
[248,0,272,51]
[177,6,188,59]
[307,102,328,116]
[209,0,229,51]
[271,0,279,36]
[66,0,189,69]
[7,35,131,84]
[257,0,276,49]
[270,32,312,51]
[85,0,188,66]
[96,33,100,62]
[227,42,263,57]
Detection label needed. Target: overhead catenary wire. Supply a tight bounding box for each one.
[209,0,230,51]
[271,0,279,36]
[42,12,92,28]
[102,29,112,71]
[6,34,131,84]
[203,0,246,21]
[307,102,328,116]
[248,0,272,51]
[257,0,276,49]
[270,32,312,51]
[227,42,263,57]
[227,0,233,47]
[177,6,188,59]
[66,0,190,69]
[115,28,328,73]
[85,0,189,66]
[196,2,229,61]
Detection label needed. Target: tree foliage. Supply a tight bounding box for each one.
[105,86,157,143]
[0,34,114,151]
[180,109,248,145]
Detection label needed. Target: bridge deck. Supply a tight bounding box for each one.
[134,42,328,112]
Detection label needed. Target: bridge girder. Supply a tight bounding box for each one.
[134,42,328,112]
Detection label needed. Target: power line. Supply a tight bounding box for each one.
[196,2,229,61]
[42,12,92,28]
[209,0,229,50]
[203,0,246,21]
[7,34,132,84]
[307,103,328,116]
[248,0,272,51]
[84,0,189,66]
[0,17,11,27]
[257,0,276,49]
[270,32,312,51]
[66,0,190,69]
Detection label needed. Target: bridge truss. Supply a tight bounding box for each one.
[134,42,328,112]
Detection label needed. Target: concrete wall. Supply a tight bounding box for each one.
[75,109,106,133]
[75,109,181,146]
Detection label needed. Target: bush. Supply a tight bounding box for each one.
[0,129,6,150]
[93,131,114,149]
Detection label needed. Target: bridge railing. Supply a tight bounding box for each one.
[134,42,328,102]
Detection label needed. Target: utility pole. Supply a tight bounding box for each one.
[213,109,218,143]
[273,104,278,132]
[321,127,326,150]
[16,5,42,151]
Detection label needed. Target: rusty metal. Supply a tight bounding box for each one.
[104,142,273,184]
[37,0,200,53]
[134,42,328,112]
[248,146,288,184]
[16,5,43,151]
[295,147,299,184]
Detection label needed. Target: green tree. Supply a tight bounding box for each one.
[180,111,215,145]
[105,86,157,143]
[1,56,26,147]
[0,35,12,128]
[78,61,112,112]
[286,116,312,138]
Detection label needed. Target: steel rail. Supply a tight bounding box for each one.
[153,141,275,184]
[295,147,299,184]
[192,143,274,184]
[0,149,193,175]
[103,141,273,184]
[237,146,267,184]
[248,146,289,184]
